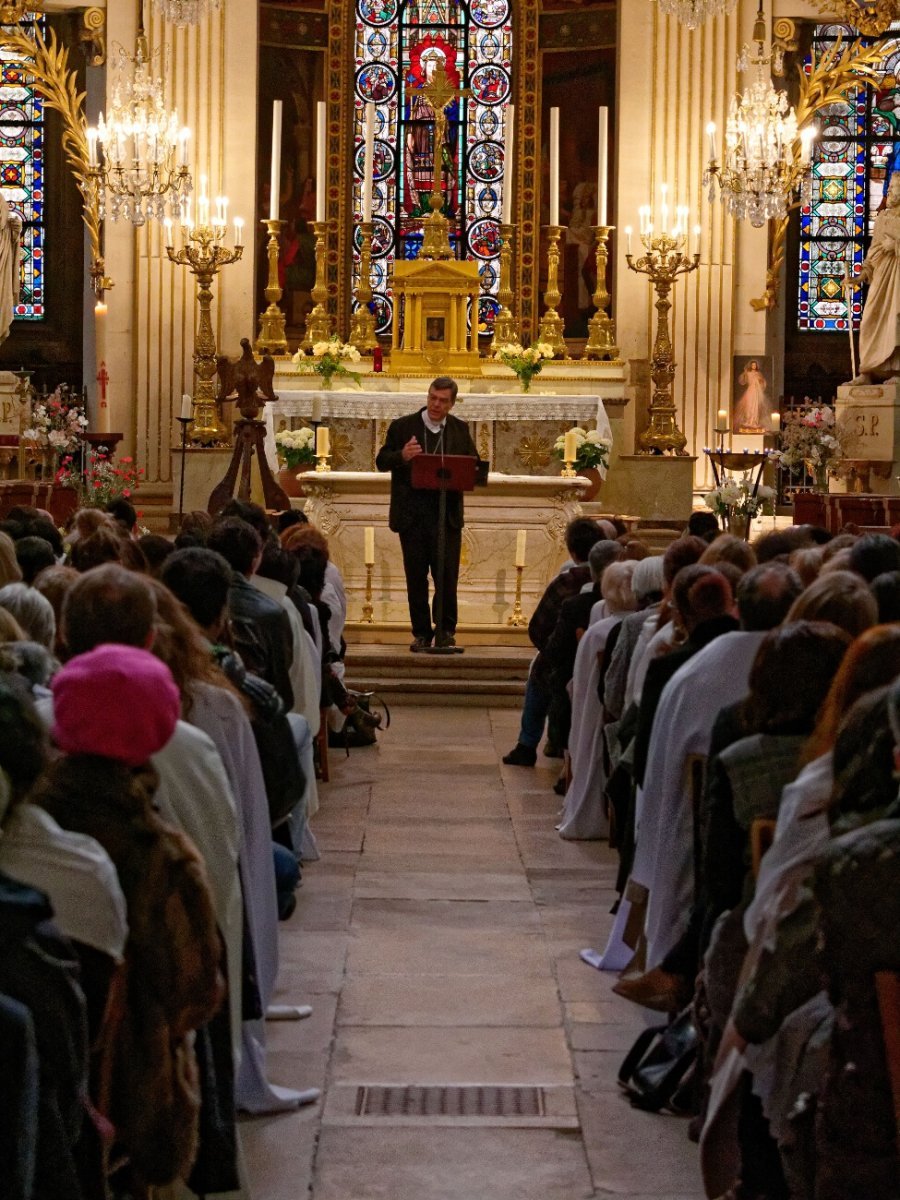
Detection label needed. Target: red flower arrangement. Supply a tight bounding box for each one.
[56,447,144,508]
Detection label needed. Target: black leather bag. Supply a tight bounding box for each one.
[617,1006,700,1112]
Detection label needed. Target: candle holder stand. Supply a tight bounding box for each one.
[626,229,699,455]
[349,221,378,352]
[301,220,335,350]
[166,222,244,445]
[561,459,577,478]
[361,561,375,624]
[493,223,518,345]
[315,452,331,473]
[255,218,288,356]
[538,225,567,356]
[584,225,619,360]
[176,415,191,525]
[507,563,527,627]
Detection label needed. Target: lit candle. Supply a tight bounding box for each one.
[178,127,190,168]
[316,425,330,458]
[233,217,243,247]
[549,106,559,227]
[515,528,527,568]
[597,107,608,226]
[364,526,375,565]
[770,411,781,431]
[86,127,98,167]
[163,217,173,248]
[563,429,578,463]
[501,104,514,225]
[316,101,327,224]
[362,102,375,222]
[693,224,701,256]
[94,300,107,317]
[624,225,633,255]
[716,408,728,432]
[800,125,815,166]
[706,121,717,162]
[270,99,282,221]
[180,394,193,421]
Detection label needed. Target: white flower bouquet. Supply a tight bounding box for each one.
[553,426,612,473]
[494,341,554,391]
[292,337,361,388]
[704,475,775,519]
[275,426,317,470]
[21,384,89,456]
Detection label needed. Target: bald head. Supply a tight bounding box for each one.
[736,562,804,631]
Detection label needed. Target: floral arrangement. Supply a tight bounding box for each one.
[704,475,775,519]
[553,426,613,473]
[275,426,317,470]
[21,384,88,456]
[774,403,847,481]
[55,448,144,509]
[292,337,361,387]
[494,341,554,391]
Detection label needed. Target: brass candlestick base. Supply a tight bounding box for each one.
[507,563,527,628]
[626,230,700,456]
[315,453,331,473]
[561,461,577,478]
[302,220,334,350]
[166,222,244,445]
[584,225,619,360]
[538,225,567,356]
[256,218,288,356]
[493,222,517,345]
[361,561,375,624]
[349,220,378,352]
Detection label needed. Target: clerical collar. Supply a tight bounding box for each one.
[422,411,446,435]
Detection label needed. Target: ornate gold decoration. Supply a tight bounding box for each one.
[627,229,700,455]
[478,423,490,464]
[752,33,886,310]
[256,218,288,356]
[0,22,108,296]
[330,430,353,469]
[78,6,105,67]
[302,220,335,349]
[349,221,378,351]
[807,1,900,35]
[494,222,517,344]
[517,0,540,340]
[507,564,527,628]
[418,59,471,261]
[538,225,567,355]
[515,434,553,471]
[390,258,481,374]
[0,1,42,23]
[584,225,618,360]
[361,562,374,624]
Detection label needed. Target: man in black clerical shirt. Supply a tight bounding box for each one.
[375,376,479,652]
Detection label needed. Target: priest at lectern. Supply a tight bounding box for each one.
[376,376,479,653]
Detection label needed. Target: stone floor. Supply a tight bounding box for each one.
[240,704,703,1199]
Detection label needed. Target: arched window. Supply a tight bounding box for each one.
[353,0,512,336]
[0,12,45,320]
[798,21,900,332]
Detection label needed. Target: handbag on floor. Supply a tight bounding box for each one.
[617,1005,700,1113]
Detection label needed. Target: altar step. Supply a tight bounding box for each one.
[344,643,533,708]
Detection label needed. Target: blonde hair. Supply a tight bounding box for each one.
[0,532,22,587]
[600,559,638,614]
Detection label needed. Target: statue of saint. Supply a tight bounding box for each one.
[0,192,21,345]
[856,174,900,382]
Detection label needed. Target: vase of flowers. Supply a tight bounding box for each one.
[274,427,317,496]
[494,341,554,392]
[21,384,89,476]
[704,475,775,540]
[553,426,613,498]
[292,337,361,389]
[774,403,847,493]
[55,447,144,509]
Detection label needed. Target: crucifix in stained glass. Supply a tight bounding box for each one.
[418,56,470,258]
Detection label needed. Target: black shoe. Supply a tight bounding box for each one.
[543,741,563,759]
[410,636,431,652]
[434,632,456,648]
[553,775,567,796]
[502,742,537,767]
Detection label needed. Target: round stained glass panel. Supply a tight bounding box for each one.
[468,218,501,259]
[356,62,397,104]
[354,138,396,183]
[470,65,509,105]
[469,140,503,182]
[372,292,393,334]
[357,0,397,27]
[470,0,509,29]
[478,109,499,138]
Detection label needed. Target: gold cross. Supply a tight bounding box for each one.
[419,56,470,117]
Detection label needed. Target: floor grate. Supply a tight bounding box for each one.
[355,1085,546,1119]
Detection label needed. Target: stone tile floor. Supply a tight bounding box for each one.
[240,705,703,1199]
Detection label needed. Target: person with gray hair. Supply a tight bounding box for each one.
[0,582,55,651]
[602,555,666,724]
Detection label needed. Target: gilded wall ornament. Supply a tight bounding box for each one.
[808,1,900,36]
[515,434,553,471]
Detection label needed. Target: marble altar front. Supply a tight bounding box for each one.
[299,471,588,627]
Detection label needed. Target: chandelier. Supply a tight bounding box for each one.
[152,0,221,26]
[654,0,737,28]
[703,2,813,226]
[808,1,900,35]
[0,1,42,22]
[85,12,192,226]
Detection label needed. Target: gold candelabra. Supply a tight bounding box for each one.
[349,221,378,351]
[315,452,331,473]
[538,225,567,356]
[493,223,517,345]
[507,564,527,627]
[419,62,469,261]
[166,220,243,444]
[301,220,335,350]
[361,561,375,623]
[626,228,699,455]
[584,225,619,360]
[255,218,288,356]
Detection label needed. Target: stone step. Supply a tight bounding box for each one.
[344,643,531,707]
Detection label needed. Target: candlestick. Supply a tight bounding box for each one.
[349,221,378,351]
[301,219,335,350]
[537,224,566,355]
[176,415,191,525]
[255,218,289,356]
[502,105,515,225]
[270,100,282,221]
[597,107,608,226]
[549,107,560,227]
[493,222,517,344]
[515,528,527,568]
[507,564,527,628]
[770,411,781,432]
[316,101,327,224]
[364,525,375,565]
[361,561,375,624]
[584,224,619,361]
[562,429,578,477]
[362,102,375,223]
[316,425,330,459]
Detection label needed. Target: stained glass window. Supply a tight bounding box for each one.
[798,22,900,332]
[353,0,512,336]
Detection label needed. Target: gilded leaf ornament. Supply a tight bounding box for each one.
[515,435,553,472]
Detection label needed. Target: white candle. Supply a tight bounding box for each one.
[501,104,514,225]
[180,393,193,420]
[597,107,608,226]
[660,182,668,236]
[624,225,633,255]
[362,102,375,222]
[706,121,717,162]
[549,107,559,227]
[233,217,243,247]
[515,529,527,568]
[364,526,375,565]
[693,224,701,256]
[198,177,209,227]
[716,408,728,432]
[770,411,781,431]
[316,101,327,224]
[178,127,190,168]
[86,127,98,167]
[563,429,577,462]
[316,425,330,458]
[163,217,173,247]
[270,100,282,221]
